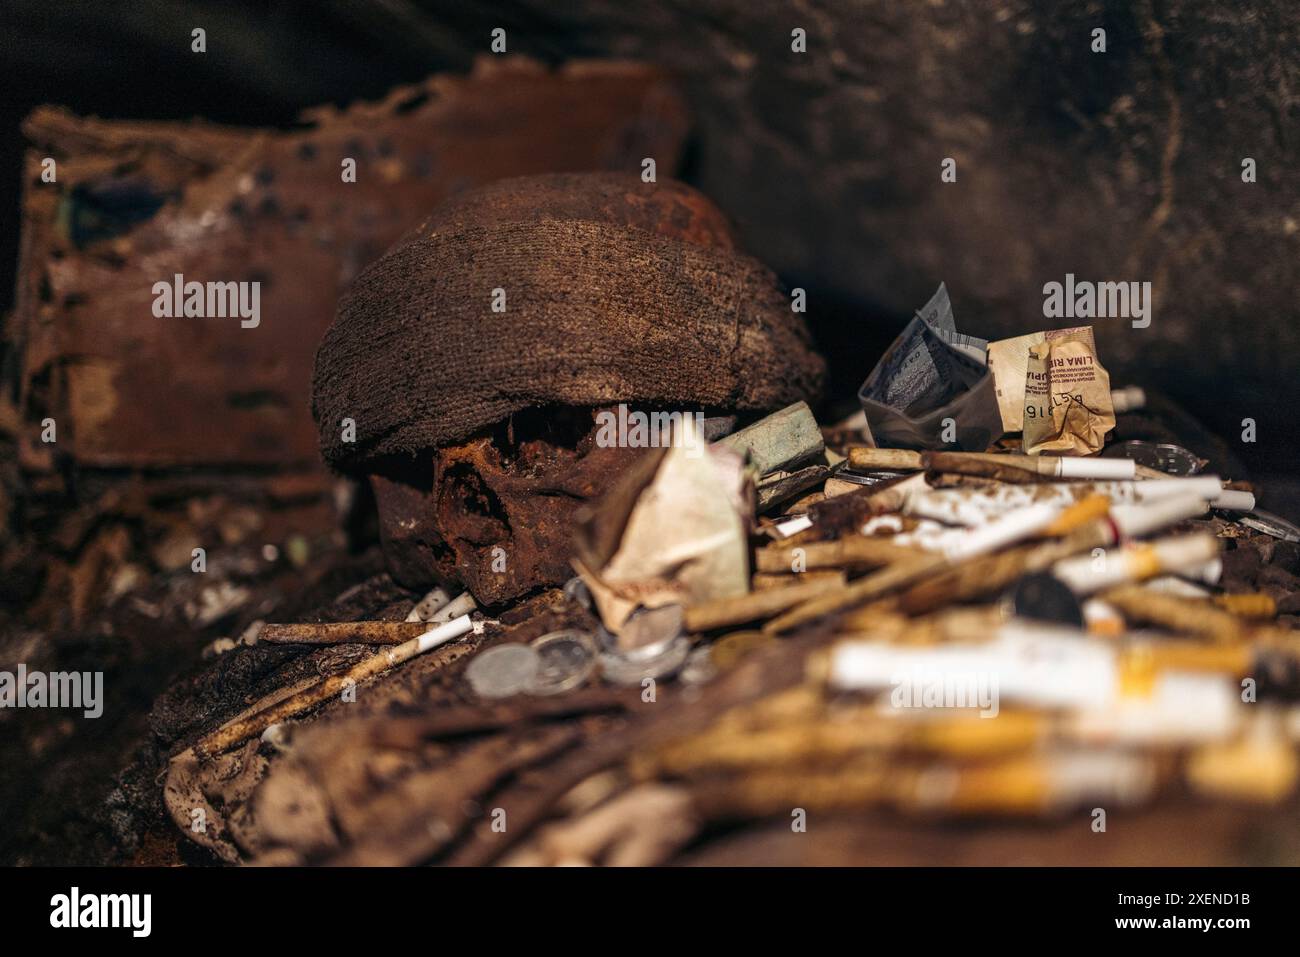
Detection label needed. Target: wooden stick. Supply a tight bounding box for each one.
[755,462,833,511]
[259,621,431,645]
[846,447,924,471]
[754,536,919,574]
[1102,586,1243,643]
[751,569,846,591]
[196,615,475,757]
[763,555,947,634]
[684,578,847,632]
[1210,593,1277,619]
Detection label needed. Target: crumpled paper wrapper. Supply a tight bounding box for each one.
[1021,327,1115,455]
[573,420,751,633]
[988,325,1097,434]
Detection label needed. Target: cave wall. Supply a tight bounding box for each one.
[3,0,1297,470]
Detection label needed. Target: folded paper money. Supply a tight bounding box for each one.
[857,284,1002,451]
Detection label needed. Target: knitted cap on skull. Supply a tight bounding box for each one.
[312,172,826,472]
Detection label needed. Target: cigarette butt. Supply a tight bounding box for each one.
[1120,640,1254,675]
[1052,457,1136,480]
[914,758,1053,815]
[754,536,918,573]
[430,591,477,624]
[847,447,924,471]
[405,585,452,622]
[1103,584,1242,643]
[1211,593,1277,618]
[917,752,1157,815]
[1111,386,1146,413]
[1110,494,1209,538]
[1044,495,1110,535]
[684,578,846,632]
[1083,599,1125,636]
[771,515,814,538]
[751,570,847,590]
[1053,533,1219,595]
[1186,735,1299,804]
[259,621,430,645]
[765,556,946,633]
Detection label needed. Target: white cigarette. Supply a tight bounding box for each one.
[430,591,477,624]
[905,477,1224,527]
[1052,533,1219,595]
[1082,599,1124,633]
[773,515,814,538]
[406,585,453,622]
[415,614,475,653]
[942,503,1060,561]
[1053,457,1136,480]
[1211,489,1255,511]
[832,623,1115,709]
[1110,386,1146,413]
[1109,493,1209,539]
[1181,557,1223,586]
[1119,477,1224,502]
[1141,575,1212,598]
[1070,672,1239,745]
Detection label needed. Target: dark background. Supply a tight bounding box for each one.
[2,0,1297,477]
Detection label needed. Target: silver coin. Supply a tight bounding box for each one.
[618,604,685,655]
[1102,440,1202,476]
[465,644,540,699]
[525,630,598,696]
[600,635,692,686]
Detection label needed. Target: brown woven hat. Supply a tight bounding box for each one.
[312,172,825,472]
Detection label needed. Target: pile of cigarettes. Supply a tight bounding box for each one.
[170,286,1300,865]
